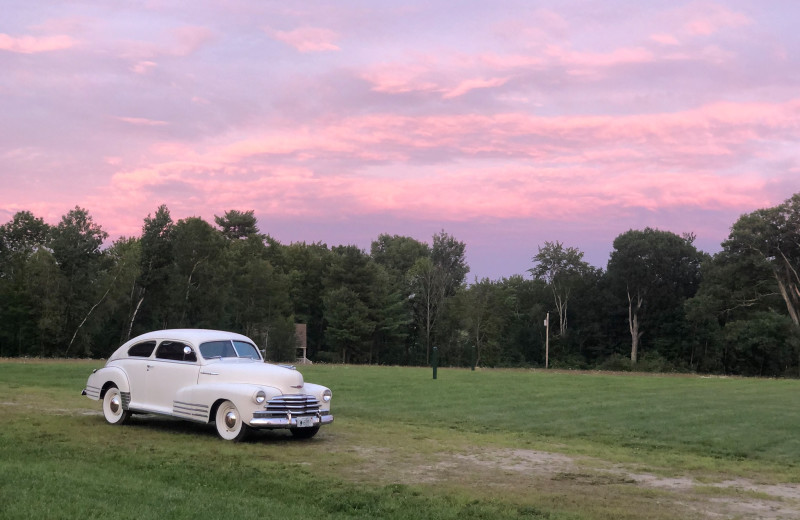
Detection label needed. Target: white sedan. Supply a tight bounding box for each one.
[83,329,333,441]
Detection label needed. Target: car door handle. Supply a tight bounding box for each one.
[147,364,153,371]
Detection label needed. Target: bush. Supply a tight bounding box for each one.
[597,353,632,372]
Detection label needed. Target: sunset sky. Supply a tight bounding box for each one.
[2,1,799,280]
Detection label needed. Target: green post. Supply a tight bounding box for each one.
[471,345,476,371]
[432,346,438,380]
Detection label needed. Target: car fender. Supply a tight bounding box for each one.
[301,382,332,409]
[84,366,130,400]
[177,383,282,423]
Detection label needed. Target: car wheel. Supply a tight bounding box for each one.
[290,425,320,440]
[215,400,250,441]
[102,386,130,425]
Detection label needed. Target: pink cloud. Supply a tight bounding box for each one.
[545,45,655,69]
[270,27,340,52]
[131,60,157,74]
[682,3,750,36]
[116,117,169,126]
[362,63,440,94]
[362,43,661,99]
[92,97,799,234]
[651,33,680,46]
[171,26,215,56]
[442,76,512,99]
[0,33,75,53]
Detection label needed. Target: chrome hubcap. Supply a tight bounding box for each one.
[109,394,121,414]
[224,409,238,429]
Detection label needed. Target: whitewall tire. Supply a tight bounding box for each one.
[102,386,130,425]
[215,400,250,441]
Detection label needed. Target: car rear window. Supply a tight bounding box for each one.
[127,341,156,358]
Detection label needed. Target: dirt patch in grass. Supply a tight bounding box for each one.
[335,442,800,520]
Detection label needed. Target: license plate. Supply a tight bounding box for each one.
[296,416,314,428]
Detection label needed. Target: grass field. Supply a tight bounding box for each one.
[1,360,798,519]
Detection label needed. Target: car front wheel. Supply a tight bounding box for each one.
[215,400,250,441]
[102,386,131,425]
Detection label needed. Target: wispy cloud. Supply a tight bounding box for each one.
[116,117,169,127]
[0,33,75,53]
[269,27,340,52]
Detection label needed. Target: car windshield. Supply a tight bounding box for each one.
[200,340,261,360]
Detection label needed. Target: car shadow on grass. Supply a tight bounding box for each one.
[121,413,317,443]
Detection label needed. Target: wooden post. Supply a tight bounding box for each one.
[545,312,550,369]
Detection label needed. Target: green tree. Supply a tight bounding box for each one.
[371,234,430,280]
[409,231,469,364]
[606,228,705,365]
[0,211,52,356]
[132,205,177,336]
[226,236,295,361]
[49,207,110,356]
[172,217,227,327]
[725,193,800,327]
[323,286,374,363]
[529,241,593,336]
[214,209,259,240]
[284,242,330,360]
[458,278,509,367]
[323,245,380,362]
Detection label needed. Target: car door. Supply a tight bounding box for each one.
[116,340,156,410]
[146,340,200,415]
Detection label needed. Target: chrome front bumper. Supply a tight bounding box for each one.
[249,412,334,429]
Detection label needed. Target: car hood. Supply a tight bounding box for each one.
[199,359,305,391]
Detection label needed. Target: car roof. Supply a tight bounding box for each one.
[126,329,256,346]
[107,329,260,362]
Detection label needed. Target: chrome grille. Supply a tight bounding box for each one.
[261,395,320,418]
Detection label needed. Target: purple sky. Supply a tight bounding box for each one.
[2,1,799,280]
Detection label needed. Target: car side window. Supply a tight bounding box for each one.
[127,340,156,358]
[199,340,236,359]
[233,341,261,360]
[155,341,197,362]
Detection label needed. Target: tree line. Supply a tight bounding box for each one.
[1,193,799,376]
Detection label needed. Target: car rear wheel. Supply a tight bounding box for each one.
[215,400,250,441]
[102,386,130,425]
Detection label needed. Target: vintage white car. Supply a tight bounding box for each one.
[82,329,333,441]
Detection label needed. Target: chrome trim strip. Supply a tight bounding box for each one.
[173,401,209,419]
[121,392,131,410]
[83,385,101,399]
[249,414,333,429]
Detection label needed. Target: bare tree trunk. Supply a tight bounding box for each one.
[776,251,800,326]
[552,287,569,336]
[65,273,119,356]
[127,294,144,341]
[628,289,644,364]
[776,279,800,326]
[181,260,203,325]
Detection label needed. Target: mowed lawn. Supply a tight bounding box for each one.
[1,360,798,520]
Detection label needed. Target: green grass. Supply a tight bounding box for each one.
[304,365,800,469]
[1,360,798,519]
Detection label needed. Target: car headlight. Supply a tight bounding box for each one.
[322,389,332,402]
[254,390,267,404]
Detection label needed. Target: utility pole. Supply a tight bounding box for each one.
[544,312,550,369]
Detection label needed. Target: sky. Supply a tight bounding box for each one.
[2,1,799,281]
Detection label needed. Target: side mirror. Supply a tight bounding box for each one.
[182,345,197,362]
